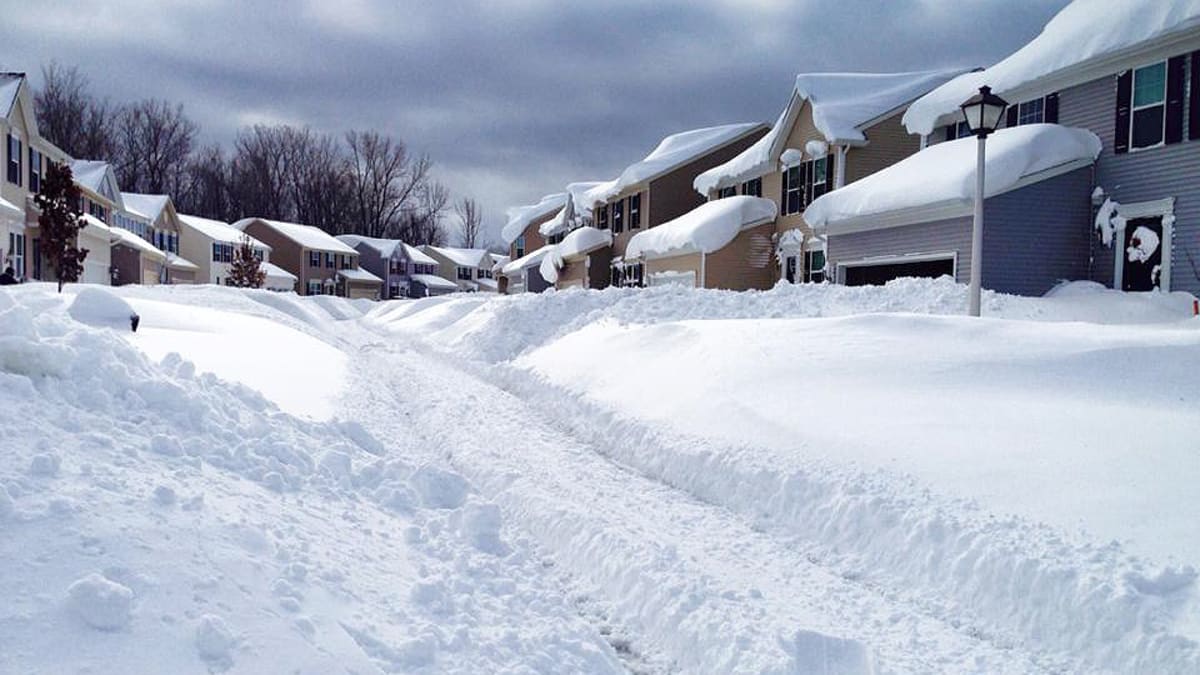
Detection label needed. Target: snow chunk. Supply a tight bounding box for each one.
[195,614,236,667]
[904,0,1200,135]
[805,124,1101,228]
[584,124,766,208]
[410,465,469,509]
[67,573,134,631]
[1094,197,1121,247]
[502,193,568,245]
[626,197,777,260]
[29,453,62,477]
[1126,225,1160,263]
[461,502,509,555]
[805,139,829,159]
[788,631,874,675]
[68,288,138,330]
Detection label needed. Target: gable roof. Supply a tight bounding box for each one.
[110,225,167,262]
[69,159,125,208]
[233,218,357,254]
[582,123,768,208]
[502,193,568,245]
[335,235,440,265]
[904,0,1200,136]
[120,193,171,222]
[423,245,491,268]
[179,213,272,250]
[695,69,966,194]
[0,73,23,119]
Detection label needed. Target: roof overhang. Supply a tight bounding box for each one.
[632,213,777,262]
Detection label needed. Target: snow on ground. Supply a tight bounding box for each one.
[0,283,622,674]
[374,277,1200,673]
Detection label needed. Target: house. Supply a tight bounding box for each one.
[900,0,1200,295]
[689,69,966,288]
[501,192,567,263]
[121,192,199,283]
[109,219,167,286]
[177,214,273,287]
[336,234,447,299]
[805,124,1102,295]
[550,123,770,289]
[421,245,495,292]
[65,160,124,285]
[500,244,556,294]
[235,218,381,298]
[0,73,72,282]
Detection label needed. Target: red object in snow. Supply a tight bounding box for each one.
[1193,299,1198,316]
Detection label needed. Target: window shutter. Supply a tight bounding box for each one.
[1005,106,1018,128]
[1192,52,1200,140]
[1114,70,1132,154]
[825,152,835,188]
[1165,55,1186,145]
[1044,93,1059,124]
[780,171,787,213]
[943,125,955,142]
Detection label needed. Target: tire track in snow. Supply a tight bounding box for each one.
[344,340,1053,674]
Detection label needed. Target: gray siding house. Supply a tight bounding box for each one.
[898,3,1200,296]
[335,235,451,299]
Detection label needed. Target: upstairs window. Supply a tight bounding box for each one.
[628,193,641,229]
[1131,61,1167,149]
[456,266,472,280]
[341,255,353,270]
[741,178,762,198]
[809,156,829,201]
[717,186,737,199]
[309,250,321,267]
[212,242,221,262]
[612,199,624,233]
[325,252,334,268]
[783,165,802,215]
[514,235,525,259]
[596,203,609,230]
[7,134,21,186]
[253,248,264,261]
[1017,97,1044,125]
[28,148,41,193]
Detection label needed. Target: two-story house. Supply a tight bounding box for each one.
[1,72,71,282]
[178,213,283,287]
[826,0,1200,297]
[65,159,128,285]
[235,218,380,298]
[120,193,199,284]
[673,69,965,289]
[335,234,453,298]
[422,245,495,292]
[546,123,769,290]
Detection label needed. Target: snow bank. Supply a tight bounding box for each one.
[625,196,777,260]
[502,193,567,245]
[583,124,765,208]
[804,124,1102,227]
[903,0,1200,135]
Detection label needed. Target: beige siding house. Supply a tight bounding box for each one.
[236,218,380,298]
[178,214,274,287]
[691,70,967,287]
[121,193,198,283]
[421,245,495,292]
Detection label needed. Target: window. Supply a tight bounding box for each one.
[629,193,641,229]
[515,235,526,259]
[253,248,263,261]
[741,178,762,197]
[309,250,321,267]
[28,148,41,193]
[325,252,334,268]
[307,280,322,295]
[717,186,737,199]
[1131,61,1167,149]
[1016,97,1045,125]
[785,255,797,283]
[212,242,221,262]
[784,165,802,215]
[610,265,622,287]
[612,199,624,233]
[596,204,609,230]
[89,201,107,222]
[628,262,643,287]
[7,134,21,186]
[955,120,973,139]
[456,266,472,280]
[8,232,24,279]
[806,250,826,283]
[340,254,352,270]
[221,244,233,263]
[809,156,828,201]
[31,238,40,279]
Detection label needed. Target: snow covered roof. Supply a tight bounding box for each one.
[80,213,113,237]
[695,69,966,194]
[109,226,166,261]
[335,234,435,265]
[69,160,122,206]
[337,267,382,283]
[903,0,1200,136]
[501,244,555,275]
[410,273,459,290]
[120,193,170,222]
[582,124,768,208]
[476,277,499,292]
[0,73,22,118]
[260,261,297,281]
[164,252,199,271]
[502,193,568,245]
[179,214,272,250]
[626,197,778,261]
[424,245,490,268]
[234,218,357,254]
[538,226,613,285]
[804,124,1102,231]
[402,243,438,266]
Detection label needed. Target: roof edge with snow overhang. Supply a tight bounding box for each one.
[234,218,357,254]
[502,193,568,245]
[501,244,555,275]
[626,196,778,261]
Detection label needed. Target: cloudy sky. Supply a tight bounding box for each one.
[2,0,1069,244]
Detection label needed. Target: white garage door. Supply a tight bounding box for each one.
[648,270,696,288]
[82,261,110,285]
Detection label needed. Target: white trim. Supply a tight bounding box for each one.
[1113,197,1175,291]
[822,157,1095,235]
[836,250,959,284]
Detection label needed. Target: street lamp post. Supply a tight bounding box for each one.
[959,85,1008,317]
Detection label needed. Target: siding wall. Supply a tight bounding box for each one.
[830,217,971,284]
[704,223,776,290]
[510,215,550,260]
[646,253,702,287]
[846,111,925,184]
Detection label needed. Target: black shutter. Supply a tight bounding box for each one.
[1114,70,1132,154]
[826,152,835,188]
[1191,52,1200,140]
[1165,55,1186,145]
[1005,105,1019,128]
[780,171,787,213]
[1044,93,1059,124]
[944,125,955,142]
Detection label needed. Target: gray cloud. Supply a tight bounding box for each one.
[0,0,1069,243]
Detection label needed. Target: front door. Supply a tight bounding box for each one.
[1122,216,1164,291]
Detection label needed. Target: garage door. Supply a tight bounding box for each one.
[842,258,953,286]
[82,261,110,285]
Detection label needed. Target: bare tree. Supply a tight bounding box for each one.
[177,144,232,221]
[229,125,292,220]
[113,99,198,195]
[284,128,349,234]
[34,62,117,160]
[454,197,483,248]
[345,130,438,238]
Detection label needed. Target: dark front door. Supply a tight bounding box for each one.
[843,257,954,287]
[1122,217,1164,291]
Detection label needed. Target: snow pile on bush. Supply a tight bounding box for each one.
[0,285,623,674]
